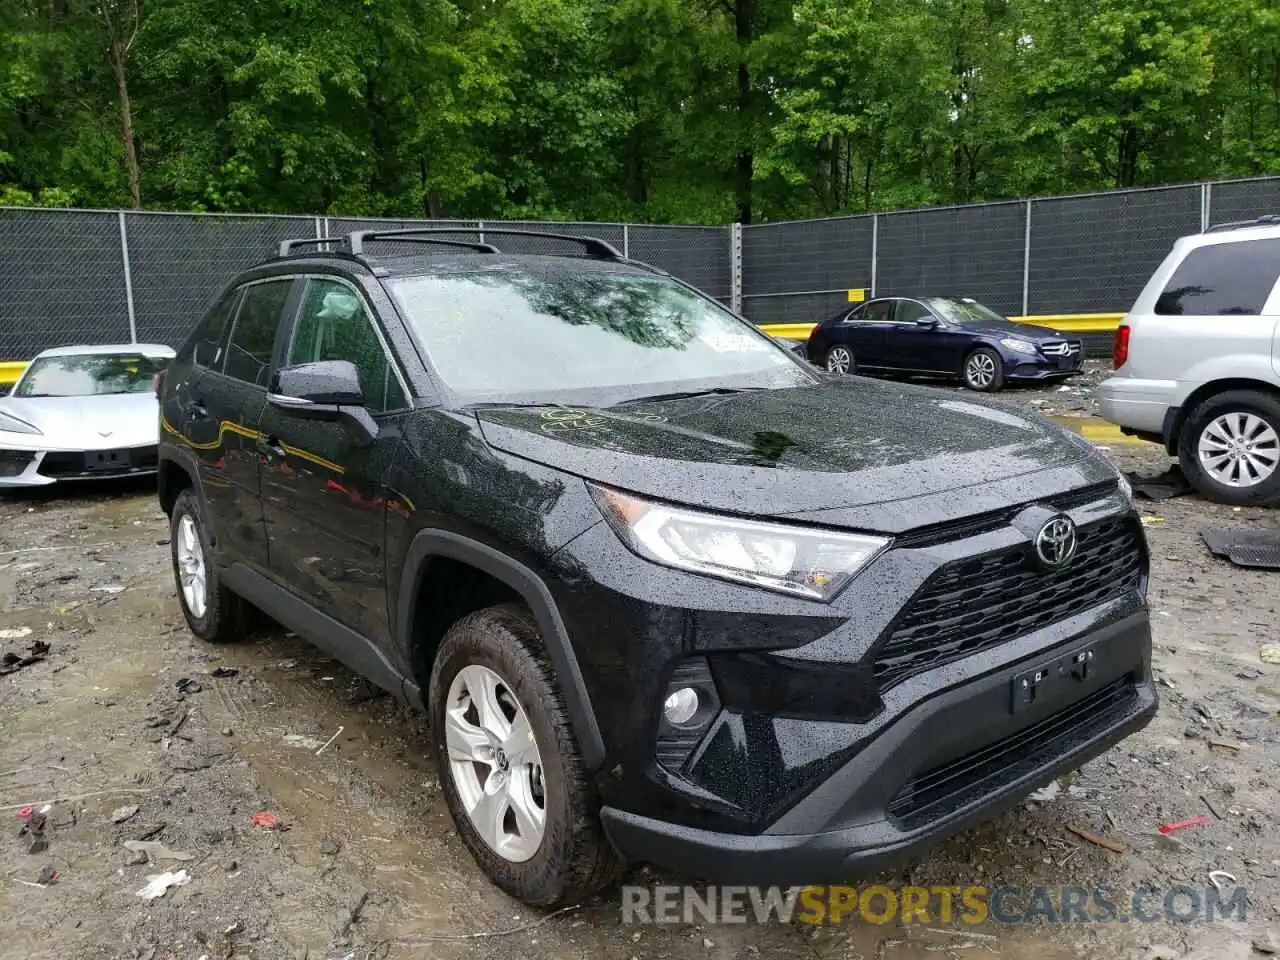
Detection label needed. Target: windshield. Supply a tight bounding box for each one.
[14,354,169,398]
[389,267,814,404]
[926,298,1008,326]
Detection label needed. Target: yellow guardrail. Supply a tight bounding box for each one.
[761,313,1124,340]
[0,361,27,386]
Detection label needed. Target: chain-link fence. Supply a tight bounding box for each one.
[0,210,732,358]
[740,174,1280,324]
[3,174,1280,358]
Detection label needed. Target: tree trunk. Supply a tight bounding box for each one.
[111,41,141,208]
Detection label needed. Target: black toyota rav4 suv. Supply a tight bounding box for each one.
[157,228,1156,906]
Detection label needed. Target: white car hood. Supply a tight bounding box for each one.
[0,393,159,451]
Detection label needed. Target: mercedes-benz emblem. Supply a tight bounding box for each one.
[1034,515,1078,569]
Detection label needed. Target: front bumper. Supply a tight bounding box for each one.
[601,611,1155,884]
[0,444,159,487]
[1006,356,1084,380]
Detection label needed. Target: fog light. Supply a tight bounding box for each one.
[663,687,700,726]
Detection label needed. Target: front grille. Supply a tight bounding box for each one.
[1040,341,1082,357]
[0,450,34,478]
[872,517,1143,687]
[39,446,158,479]
[887,676,1137,829]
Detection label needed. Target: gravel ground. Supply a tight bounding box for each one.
[0,370,1277,960]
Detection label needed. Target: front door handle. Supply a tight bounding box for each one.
[183,398,207,418]
[256,436,286,459]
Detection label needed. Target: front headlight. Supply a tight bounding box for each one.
[999,337,1038,355]
[591,486,890,600]
[1116,471,1134,505]
[0,411,41,436]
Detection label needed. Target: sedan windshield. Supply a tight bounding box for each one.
[925,298,1008,326]
[390,267,815,404]
[14,354,169,398]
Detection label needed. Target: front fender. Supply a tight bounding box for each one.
[396,528,606,772]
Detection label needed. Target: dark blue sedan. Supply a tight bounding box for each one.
[805,296,1084,392]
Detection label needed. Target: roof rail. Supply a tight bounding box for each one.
[346,230,501,256]
[346,226,625,260]
[278,237,342,257]
[1206,214,1280,233]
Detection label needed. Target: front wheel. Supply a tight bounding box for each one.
[962,348,1004,392]
[1178,390,1280,505]
[429,604,621,906]
[824,344,855,375]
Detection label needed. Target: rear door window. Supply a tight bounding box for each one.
[191,288,241,368]
[861,300,895,323]
[1155,238,1280,316]
[224,280,294,386]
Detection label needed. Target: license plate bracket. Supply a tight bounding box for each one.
[86,450,126,471]
[1011,647,1096,713]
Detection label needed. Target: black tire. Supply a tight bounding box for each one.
[962,347,1005,392]
[1177,390,1280,506]
[169,488,247,643]
[429,603,621,906]
[824,344,855,375]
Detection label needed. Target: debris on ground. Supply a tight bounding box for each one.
[1207,869,1237,893]
[320,838,341,856]
[1028,781,1061,803]
[1159,815,1210,835]
[249,811,285,830]
[1201,528,1280,569]
[18,810,48,854]
[1140,515,1166,526]
[122,839,194,863]
[1253,931,1279,955]
[314,726,343,755]
[34,865,58,885]
[1065,824,1127,853]
[0,627,32,640]
[1125,465,1193,500]
[211,666,238,678]
[1,640,50,677]
[282,734,325,751]
[111,804,140,824]
[175,678,202,695]
[135,869,190,900]
[1261,645,1280,665]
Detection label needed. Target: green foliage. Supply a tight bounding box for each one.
[0,0,1278,221]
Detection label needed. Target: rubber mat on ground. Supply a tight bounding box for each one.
[1201,528,1280,569]
[1125,465,1193,501]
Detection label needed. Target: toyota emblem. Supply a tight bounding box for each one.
[1034,516,1078,569]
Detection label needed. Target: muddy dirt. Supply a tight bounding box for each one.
[1,374,1277,960]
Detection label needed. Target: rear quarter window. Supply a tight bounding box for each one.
[1155,238,1280,316]
[189,288,241,368]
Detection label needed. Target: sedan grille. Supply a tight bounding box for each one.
[1039,341,1081,357]
[871,517,1143,687]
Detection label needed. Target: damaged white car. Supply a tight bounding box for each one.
[0,343,174,487]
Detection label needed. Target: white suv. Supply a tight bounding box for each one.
[1099,217,1280,505]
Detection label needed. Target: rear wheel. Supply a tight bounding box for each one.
[169,488,247,643]
[824,344,855,375]
[429,604,621,906]
[1178,390,1280,505]
[962,347,1004,392]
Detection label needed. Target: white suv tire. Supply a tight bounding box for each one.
[1178,389,1280,505]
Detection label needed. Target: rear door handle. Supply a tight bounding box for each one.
[256,437,286,459]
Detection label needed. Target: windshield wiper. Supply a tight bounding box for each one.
[463,401,588,410]
[613,387,764,405]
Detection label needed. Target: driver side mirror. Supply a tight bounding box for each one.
[915,316,938,327]
[269,360,378,442]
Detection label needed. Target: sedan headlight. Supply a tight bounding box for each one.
[591,486,890,600]
[0,411,41,435]
[999,337,1038,355]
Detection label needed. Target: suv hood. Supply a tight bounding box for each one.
[475,378,1105,529]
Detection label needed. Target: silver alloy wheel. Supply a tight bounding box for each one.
[444,664,546,863]
[966,352,997,389]
[176,513,207,619]
[1197,412,1280,488]
[826,346,852,374]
